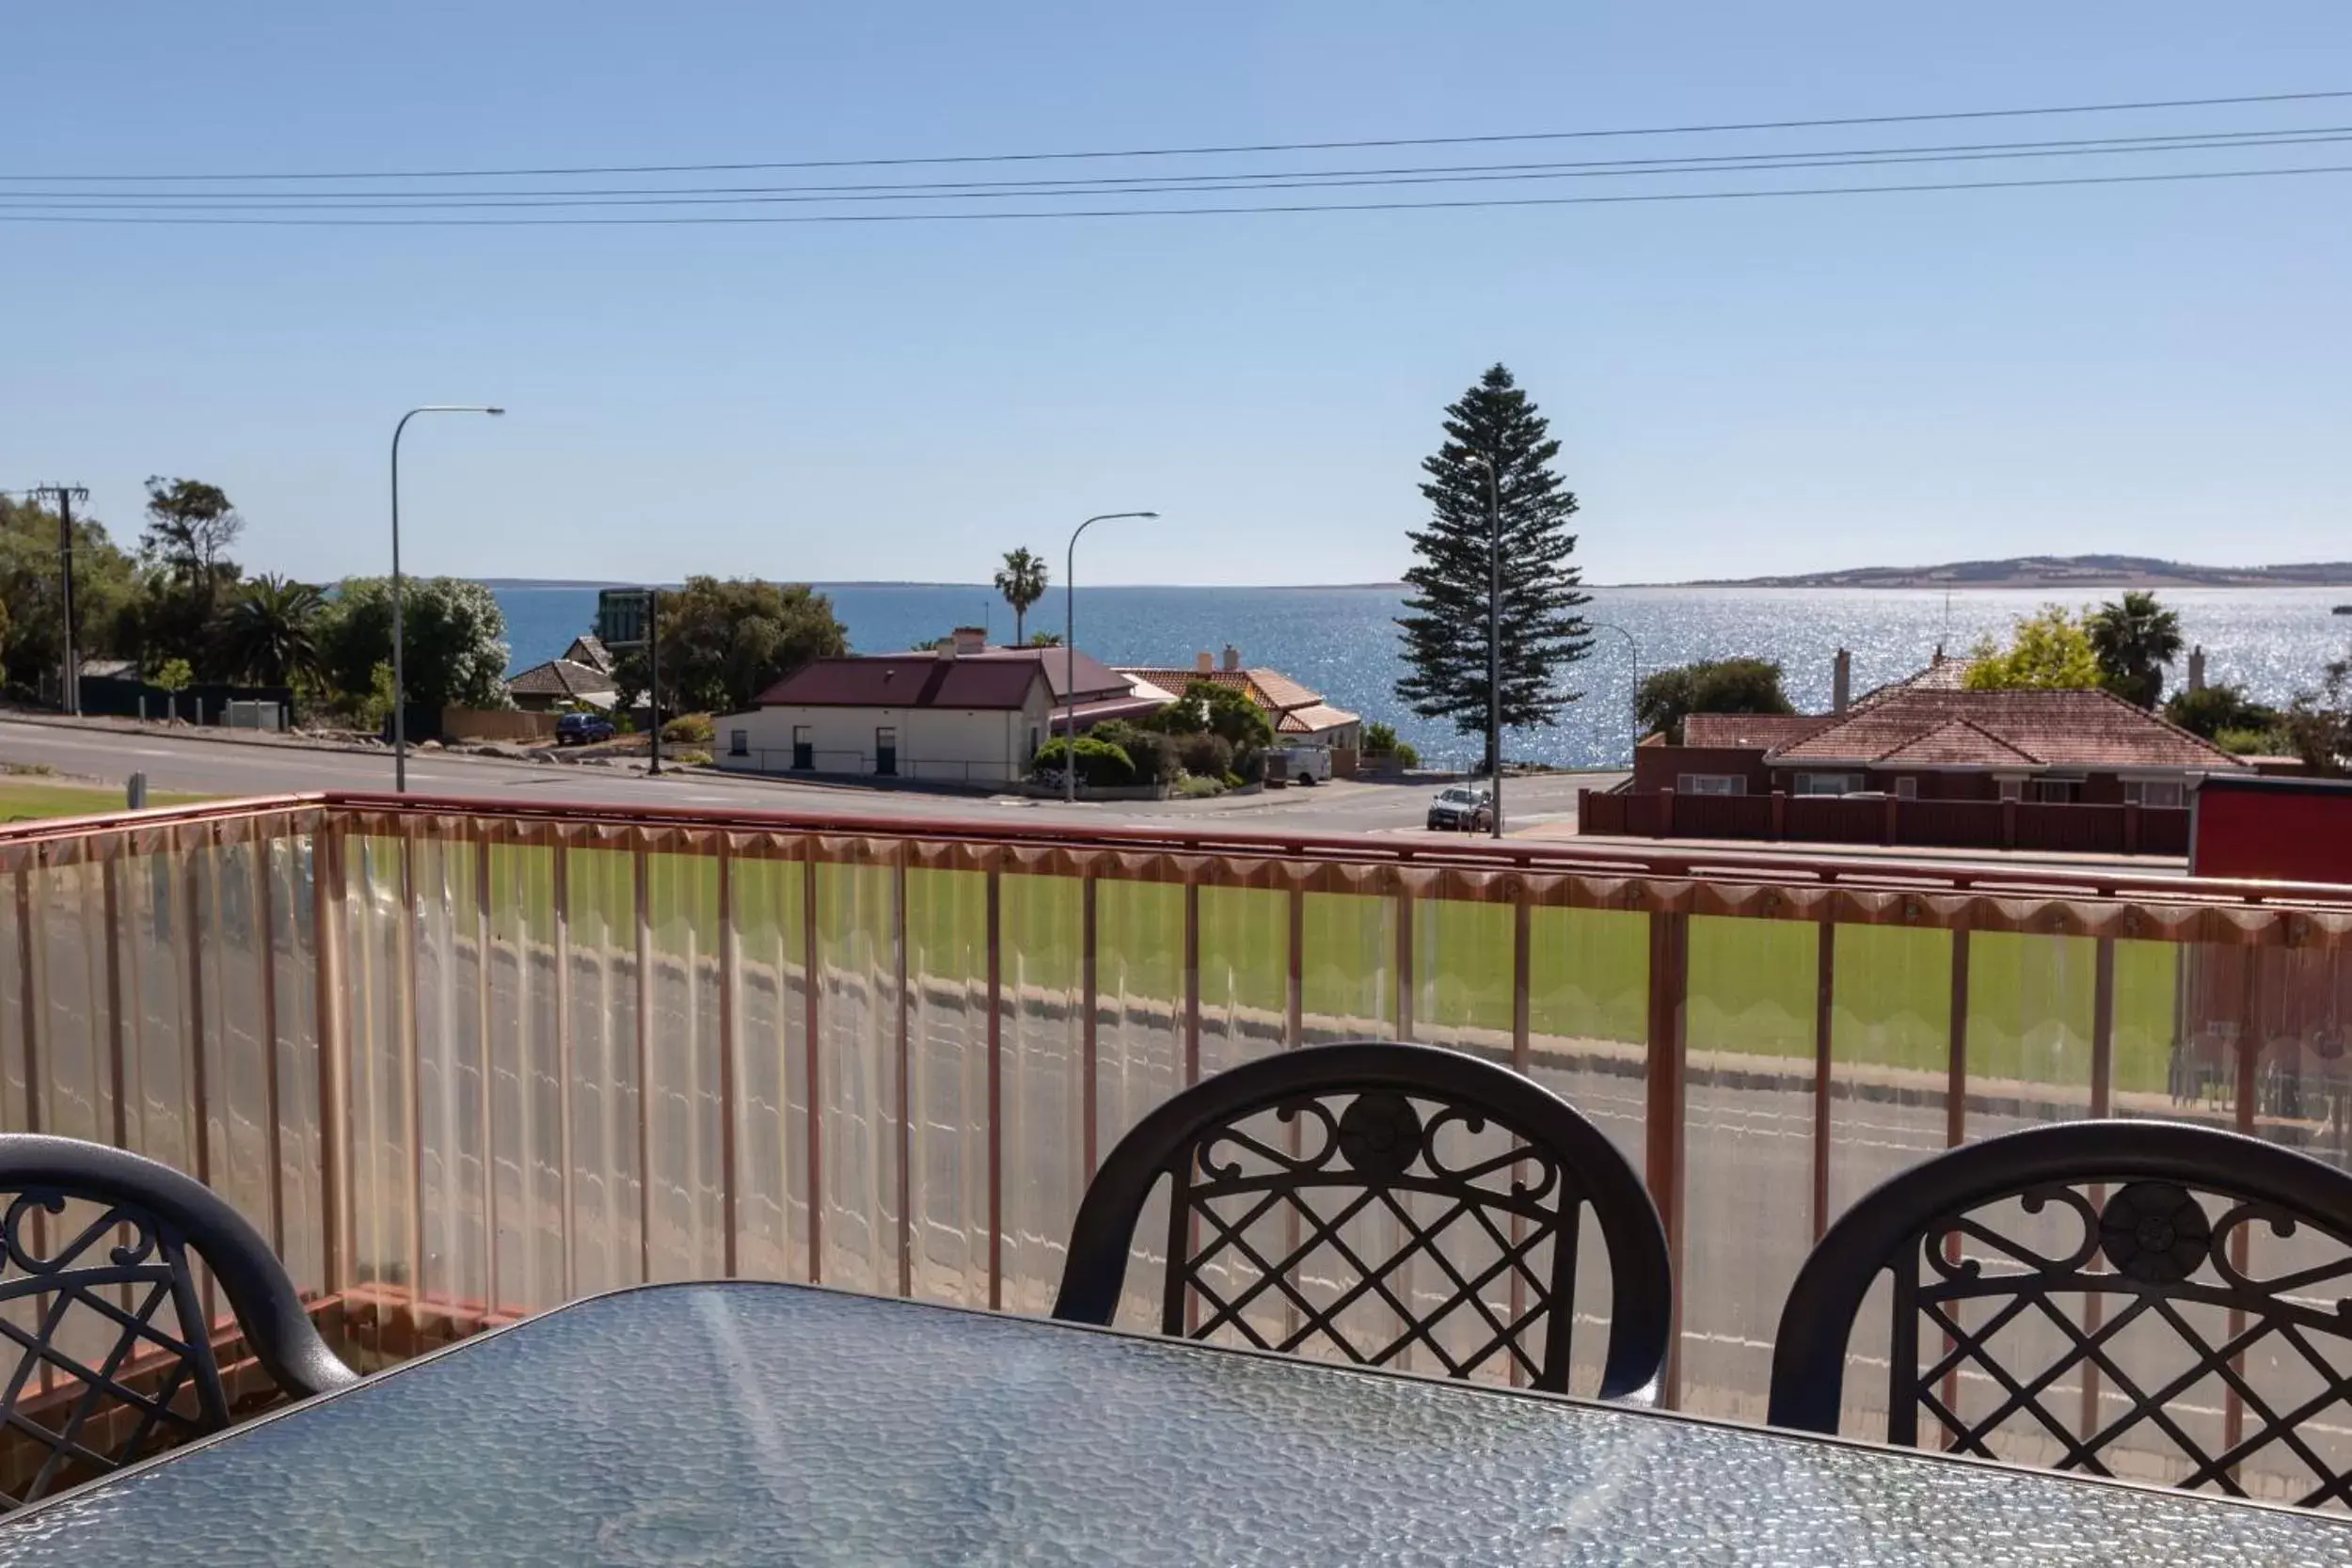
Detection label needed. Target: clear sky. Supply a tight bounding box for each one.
[5,3,2347,588]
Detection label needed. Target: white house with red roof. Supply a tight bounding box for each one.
[714,627,1158,783]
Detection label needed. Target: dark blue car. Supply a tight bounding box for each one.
[556,713,616,746]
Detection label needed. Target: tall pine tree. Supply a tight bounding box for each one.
[1396,364,1592,761]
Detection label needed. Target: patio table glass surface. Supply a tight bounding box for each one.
[1,1284,2344,1567]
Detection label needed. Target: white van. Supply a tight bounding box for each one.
[1272,746,1331,786]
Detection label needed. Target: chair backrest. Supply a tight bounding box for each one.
[0,1135,357,1509]
[1052,1041,1671,1399]
[1769,1119,2352,1508]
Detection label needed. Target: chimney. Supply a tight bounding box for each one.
[935,639,958,661]
[1833,648,1851,715]
[1195,651,1214,673]
[2187,645,2206,693]
[952,626,987,656]
[1222,644,1241,672]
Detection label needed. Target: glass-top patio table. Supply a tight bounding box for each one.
[0,1282,2341,1565]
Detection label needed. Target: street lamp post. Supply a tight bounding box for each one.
[1464,451,1504,839]
[1062,511,1159,803]
[1586,621,1642,767]
[390,404,504,792]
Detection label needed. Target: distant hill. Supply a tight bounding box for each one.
[1685,555,2352,590]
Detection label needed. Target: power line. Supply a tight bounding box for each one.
[6,124,2343,208]
[0,161,2341,226]
[4,87,2346,182]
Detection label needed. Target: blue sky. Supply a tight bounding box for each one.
[5,3,2347,587]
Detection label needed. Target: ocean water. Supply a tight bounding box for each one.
[494,583,2352,770]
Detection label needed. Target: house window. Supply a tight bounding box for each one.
[729,729,749,757]
[1678,774,1746,796]
[1794,772,1863,797]
[2125,779,2185,809]
[1893,777,1918,800]
[1997,777,2025,802]
[2032,778,2078,804]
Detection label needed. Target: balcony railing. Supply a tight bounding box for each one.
[5,792,2350,1490]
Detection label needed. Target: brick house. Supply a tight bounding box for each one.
[1639,689,2246,807]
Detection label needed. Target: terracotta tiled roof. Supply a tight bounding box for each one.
[1852,656,1981,707]
[1114,666,1359,732]
[754,657,1047,710]
[506,658,617,699]
[1276,703,1360,736]
[1770,689,2245,771]
[562,634,614,674]
[1681,713,1837,750]
[1871,718,2042,768]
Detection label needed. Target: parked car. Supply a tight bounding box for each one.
[1272,746,1332,786]
[1425,784,1493,832]
[556,713,617,746]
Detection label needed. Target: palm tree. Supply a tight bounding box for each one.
[2087,590,2185,708]
[215,574,326,688]
[993,548,1049,646]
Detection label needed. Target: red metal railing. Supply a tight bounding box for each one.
[4,791,2349,1491]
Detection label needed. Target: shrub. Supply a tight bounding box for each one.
[1391,739,1421,768]
[661,711,715,746]
[1363,721,1399,753]
[2214,725,2285,756]
[1232,747,1267,784]
[1175,774,1224,799]
[1175,732,1234,780]
[1090,721,1178,784]
[1032,736,1136,787]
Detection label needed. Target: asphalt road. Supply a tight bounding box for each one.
[0,717,1617,838]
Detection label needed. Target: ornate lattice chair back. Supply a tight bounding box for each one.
[1053,1042,1671,1400]
[1770,1120,2352,1509]
[0,1135,357,1510]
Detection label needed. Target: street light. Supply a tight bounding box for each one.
[1463,451,1504,839]
[1063,511,1159,803]
[390,404,504,792]
[1586,621,1641,767]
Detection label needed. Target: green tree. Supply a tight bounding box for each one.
[318,577,513,712]
[136,477,246,672]
[2163,683,2280,742]
[0,495,145,700]
[1396,364,1592,766]
[1635,658,1795,743]
[1148,678,1275,752]
[1963,606,2105,691]
[613,578,850,716]
[993,548,1050,646]
[214,575,326,687]
[153,657,194,692]
[2086,590,2185,707]
[2285,651,2352,777]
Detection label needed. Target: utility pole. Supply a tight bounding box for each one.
[645,586,663,777]
[13,484,90,715]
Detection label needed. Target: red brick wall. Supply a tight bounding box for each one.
[1631,745,1773,795]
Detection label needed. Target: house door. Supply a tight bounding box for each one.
[875,726,898,776]
[792,725,814,770]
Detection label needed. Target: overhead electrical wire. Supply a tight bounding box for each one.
[2,162,2344,227]
[3,123,2344,209]
[2,87,2346,183]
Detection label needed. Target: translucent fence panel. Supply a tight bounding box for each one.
[16,801,2352,1485]
[1683,914,1818,1424]
[999,873,1084,1316]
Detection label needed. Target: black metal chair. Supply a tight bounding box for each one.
[1051,1041,1672,1399]
[0,1134,358,1510]
[1769,1119,2352,1508]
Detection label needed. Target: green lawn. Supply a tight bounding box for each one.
[426,844,2184,1097]
[0,780,210,824]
